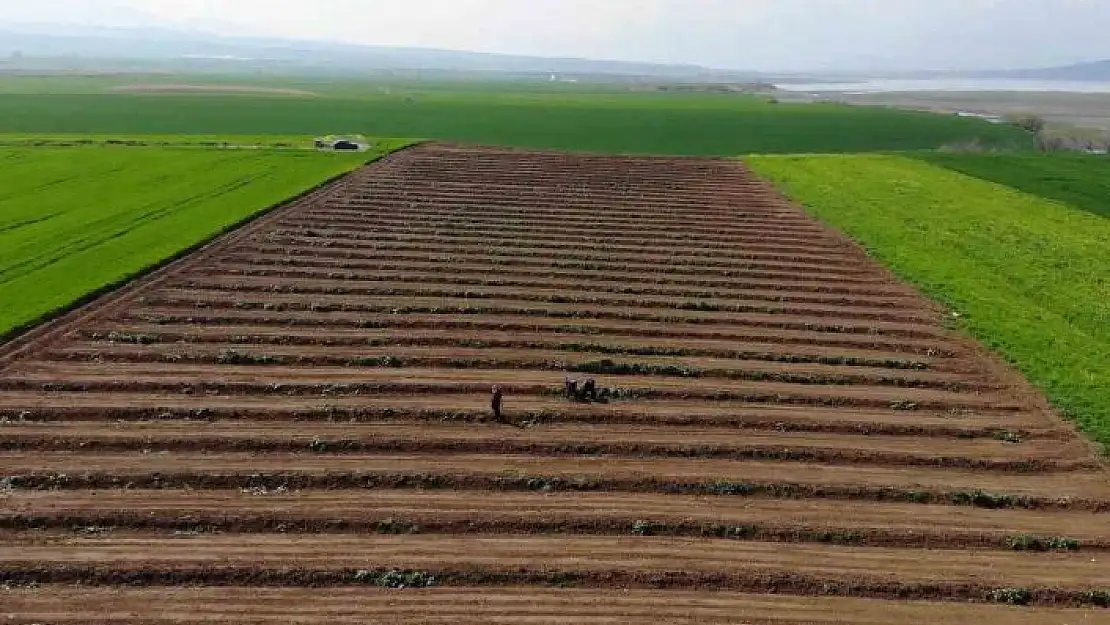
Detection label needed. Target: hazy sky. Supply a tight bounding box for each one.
[2,0,1108,71]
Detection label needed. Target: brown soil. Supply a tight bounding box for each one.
[2,362,1025,412]
[48,341,987,390]
[80,322,959,369]
[3,452,1107,502]
[0,421,1092,470]
[3,534,1109,592]
[8,489,1110,549]
[111,307,967,355]
[0,392,1062,438]
[0,144,1106,619]
[2,587,1095,625]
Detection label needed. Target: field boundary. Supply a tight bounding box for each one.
[748,153,1110,458]
[0,144,417,364]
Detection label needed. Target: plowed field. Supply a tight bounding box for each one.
[1,144,1107,623]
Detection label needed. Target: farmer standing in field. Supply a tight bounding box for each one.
[491,385,504,422]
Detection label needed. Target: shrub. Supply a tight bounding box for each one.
[993,430,1024,443]
[987,587,1032,605]
[711,524,756,539]
[376,518,418,534]
[1005,534,1081,552]
[217,350,282,365]
[1081,590,1110,607]
[949,490,1015,509]
[706,481,758,496]
[347,356,404,368]
[1011,115,1046,135]
[352,569,437,588]
[106,332,157,344]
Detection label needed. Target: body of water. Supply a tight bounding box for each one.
[776,79,1110,94]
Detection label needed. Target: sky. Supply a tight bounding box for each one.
[1,0,1108,72]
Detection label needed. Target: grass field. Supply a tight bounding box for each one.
[0,133,333,149]
[0,145,390,340]
[0,75,1036,154]
[919,153,1110,218]
[748,154,1110,449]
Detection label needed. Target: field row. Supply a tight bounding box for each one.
[0,393,1053,440]
[3,452,1106,506]
[7,489,1110,548]
[2,587,1088,625]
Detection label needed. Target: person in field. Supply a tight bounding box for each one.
[565,377,602,403]
[491,385,504,422]
[564,377,578,400]
[581,378,598,402]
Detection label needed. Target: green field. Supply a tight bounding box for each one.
[0,145,387,340]
[748,154,1110,449]
[919,152,1110,218]
[0,133,326,149]
[0,75,1035,155]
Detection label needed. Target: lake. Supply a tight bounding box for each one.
[775,79,1110,94]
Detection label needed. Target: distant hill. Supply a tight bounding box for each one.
[6,22,1104,84]
[984,60,1110,81]
[0,24,770,82]
[819,60,1110,83]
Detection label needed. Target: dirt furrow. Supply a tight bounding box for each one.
[196,262,924,306]
[259,228,858,266]
[210,253,923,297]
[8,489,1109,549]
[0,393,1053,436]
[49,342,984,390]
[78,322,951,370]
[137,291,950,339]
[112,307,964,355]
[290,208,831,238]
[2,587,1096,625]
[270,213,836,245]
[253,235,865,275]
[170,276,938,324]
[2,534,1109,600]
[239,243,881,283]
[0,421,1086,470]
[269,220,847,257]
[2,362,1022,411]
[3,452,1107,504]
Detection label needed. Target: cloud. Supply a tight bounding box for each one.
[2,0,1108,71]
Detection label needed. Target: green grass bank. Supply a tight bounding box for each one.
[919,152,1110,219]
[0,145,394,340]
[748,154,1110,450]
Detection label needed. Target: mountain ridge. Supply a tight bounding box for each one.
[1,23,1107,82]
